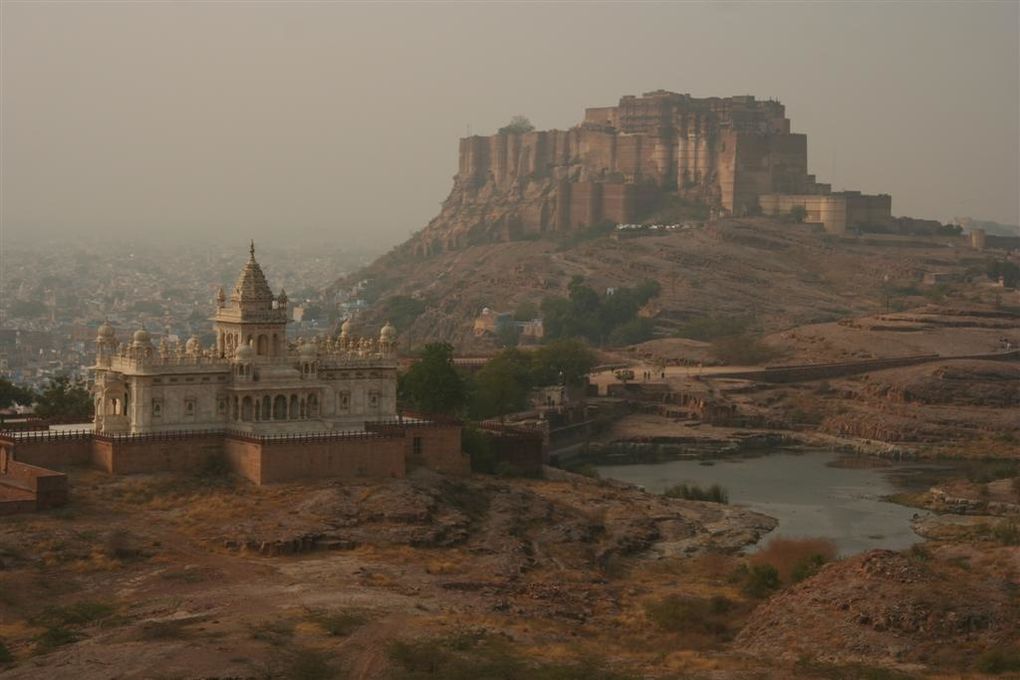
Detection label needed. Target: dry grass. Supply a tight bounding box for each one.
[750,537,839,584]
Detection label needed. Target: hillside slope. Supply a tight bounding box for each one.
[343,218,993,351]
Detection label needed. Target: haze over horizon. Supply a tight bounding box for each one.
[2,1,1017,250]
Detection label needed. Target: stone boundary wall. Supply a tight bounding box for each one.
[0,414,468,490]
[1,436,93,469]
[713,351,1020,384]
[223,438,262,485]
[91,435,224,475]
[255,435,406,484]
[366,421,468,476]
[0,459,68,510]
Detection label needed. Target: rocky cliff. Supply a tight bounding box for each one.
[411,90,828,256]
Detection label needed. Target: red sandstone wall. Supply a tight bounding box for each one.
[7,438,92,469]
[409,425,468,476]
[91,436,223,475]
[223,438,263,485]
[256,437,406,484]
[0,460,69,510]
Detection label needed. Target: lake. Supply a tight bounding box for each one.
[597,450,956,555]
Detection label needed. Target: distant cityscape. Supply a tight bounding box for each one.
[0,239,381,393]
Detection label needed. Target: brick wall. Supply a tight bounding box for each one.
[91,435,224,474]
[255,435,406,484]
[223,438,263,484]
[5,437,92,469]
[0,458,69,511]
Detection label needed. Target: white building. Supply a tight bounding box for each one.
[92,244,398,435]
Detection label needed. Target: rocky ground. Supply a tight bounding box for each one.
[736,545,1020,672]
[2,465,1017,679]
[0,467,779,680]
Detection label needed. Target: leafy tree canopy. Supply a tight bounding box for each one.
[498,115,535,135]
[0,378,36,410]
[398,343,467,416]
[530,339,597,388]
[33,375,92,421]
[541,277,660,346]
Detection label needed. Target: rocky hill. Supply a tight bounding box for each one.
[344,218,998,352]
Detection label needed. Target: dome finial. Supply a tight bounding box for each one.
[249,239,256,260]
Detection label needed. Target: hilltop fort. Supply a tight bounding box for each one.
[413,90,891,255]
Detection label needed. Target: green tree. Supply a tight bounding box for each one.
[531,339,597,387]
[513,301,539,322]
[497,115,535,135]
[469,349,534,419]
[541,276,662,346]
[0,378,36,409]
[33,375,92,420]
[398,343,466,416]
[608,317,655,346]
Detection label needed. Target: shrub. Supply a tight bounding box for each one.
[571,464,601,480]
[750,537,838,584]
[977,647,1020,674]
[663,482,728,503]
[387,631,639,680]
[741,563,781,598]
[990,522,1020,546]
[104,530,145,561]
[38,601,116,627]
[645,595,733,637]
[36,626,77,651]
[281,647,338,680]
[308,609,367,637]
[0,639,11,663]
[250,619,295,644]
[498,115,535,135]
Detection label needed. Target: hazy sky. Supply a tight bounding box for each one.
[2,1,1017,249]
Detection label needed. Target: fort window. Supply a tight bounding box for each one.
[257,335,268,356]
[412,436,423,457]
[217,398,227,415]
[152,399,163,417]
[262,396,271,420]
[369,391,380,409]
[233,396,239,421]
[273,395,287,420]
[289,394,298,419]
[184,399,196,417]
[338,391,350,411]
[241,396,252,421]
[308,394,319,417]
